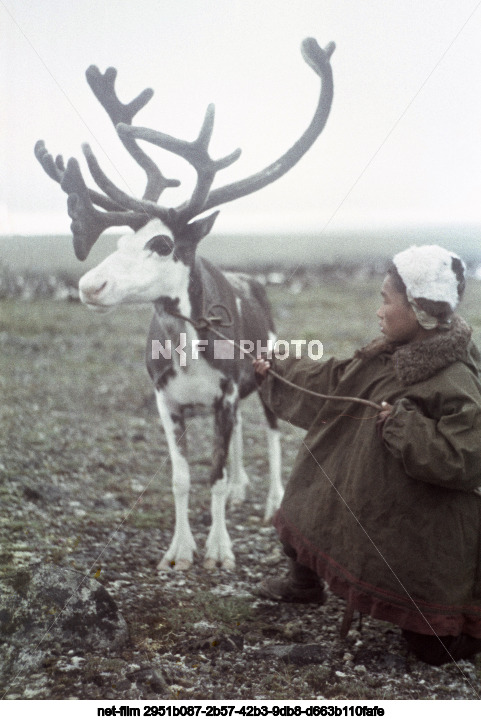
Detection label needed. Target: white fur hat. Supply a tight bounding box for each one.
[393,245,465,312]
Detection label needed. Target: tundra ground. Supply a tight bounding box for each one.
[1,273,481,700]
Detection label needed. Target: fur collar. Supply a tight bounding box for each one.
[356,314,473,384]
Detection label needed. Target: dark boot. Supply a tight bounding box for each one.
[257,558,326,604]
[403,629,481,666]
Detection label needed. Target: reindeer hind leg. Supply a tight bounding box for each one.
[227,409,251,507]
[259,397,283,521]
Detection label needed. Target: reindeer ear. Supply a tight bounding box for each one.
[183,210,220,245]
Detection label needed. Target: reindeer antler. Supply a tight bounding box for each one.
[117,103,242,224]
[34,141,66,184]
[85,66,180,202]
[35,139,148,259]
[35,37,335,259]
[35,140,124,212]
[62,157,147,260]
[34,68,178,259]
[120,38,335,218]
[204,38,335,211]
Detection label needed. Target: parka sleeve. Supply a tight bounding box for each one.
[382,367,481,491]
[259,354,351,430]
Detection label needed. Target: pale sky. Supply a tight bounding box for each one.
[2,0,481,235]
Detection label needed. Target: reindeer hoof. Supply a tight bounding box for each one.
[263,506,278,523]
[203,557,235,571]
[157,557,192,572]
[264,494,284,522]
[203,557,217,571]
[228,471,250,506]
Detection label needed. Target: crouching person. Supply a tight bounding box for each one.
[254,245,481,666]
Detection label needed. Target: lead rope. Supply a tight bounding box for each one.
[165,304,383,412]
[165,304,380,636]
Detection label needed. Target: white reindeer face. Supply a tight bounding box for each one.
[78,218,190,311]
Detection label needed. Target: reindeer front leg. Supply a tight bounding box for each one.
[204,380,238,571]
[155,391,196,571]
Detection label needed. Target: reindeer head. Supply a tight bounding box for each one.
[35,38,335,311]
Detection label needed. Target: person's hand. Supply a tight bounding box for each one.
[376,401,393,439]
[253,356,271,381]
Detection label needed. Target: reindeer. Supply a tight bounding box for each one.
[34,38,335,571]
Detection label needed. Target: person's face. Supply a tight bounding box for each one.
[377,274,425,344]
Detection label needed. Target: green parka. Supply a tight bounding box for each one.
[260,315,481,636]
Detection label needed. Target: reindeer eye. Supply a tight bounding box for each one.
[144,235,174,256]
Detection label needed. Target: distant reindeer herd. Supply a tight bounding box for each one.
[35,37,335,571]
